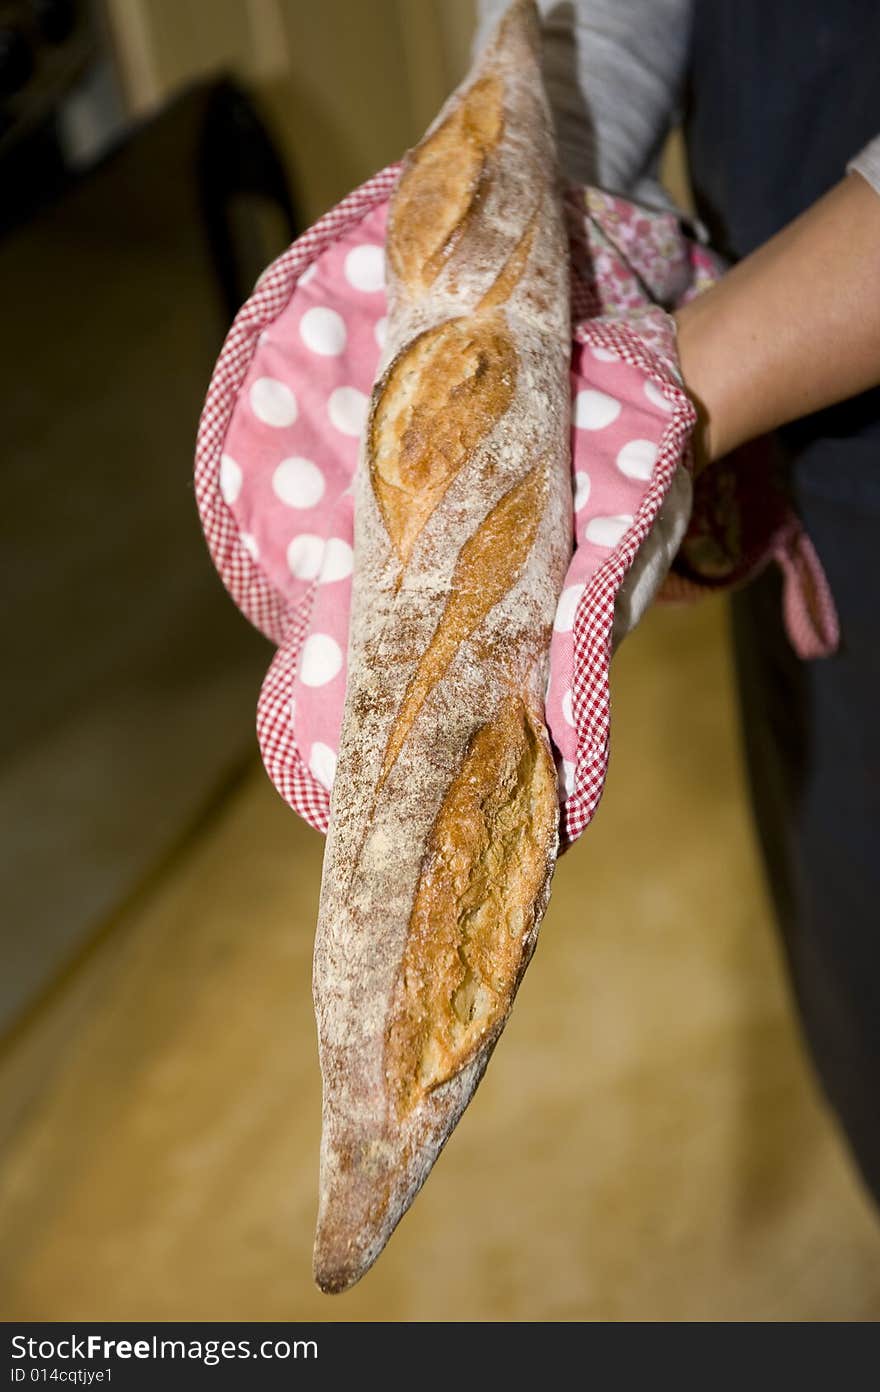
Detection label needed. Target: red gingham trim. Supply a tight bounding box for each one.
[561,317,696,846]
[257,610,331,834]
[194,161,402,831]
[660,511,839,660]
[774,524,840,660]
[564,186,601,323]
[194,161,402,647]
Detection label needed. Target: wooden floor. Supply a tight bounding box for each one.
[2,597,878,1321]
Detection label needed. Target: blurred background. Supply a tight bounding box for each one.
[1,0,878,1321]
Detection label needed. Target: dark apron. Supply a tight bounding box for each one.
[685,0,880,1199]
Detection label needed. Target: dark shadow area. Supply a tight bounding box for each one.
[542,1,598,185]
[0,76,297,1036]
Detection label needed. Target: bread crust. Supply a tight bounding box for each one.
[312,0,571,1293]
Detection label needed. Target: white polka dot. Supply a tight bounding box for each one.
[286,533,325,580]
[272,456,325,509]
[644,379,674,413]
[250,377,298,427]
[299,633,343,687]
[240,532,259,559]
[562,689,575,727]
[617,438,658,480]
[559,759,576,798]
[553,583,585,632]
[585,514,633,548]
[320,537,354,583]
[374,316,388,349]
[298,261,318,286]
[574,389,621,430]
[345,243,385,292]
[590,344,617,363]
[573,470,591,512]
[219,453,242,505]
[328,386,368,438]
[309,741,338,790]
[300,305,347,356]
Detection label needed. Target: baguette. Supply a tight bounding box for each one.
[312,0,571,1292]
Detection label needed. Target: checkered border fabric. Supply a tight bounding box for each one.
[661,519,839,661]
[194,165,696,847]
[562,318,695,845]
[194,163,403,833]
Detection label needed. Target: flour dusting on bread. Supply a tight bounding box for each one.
[312,0,571,1293]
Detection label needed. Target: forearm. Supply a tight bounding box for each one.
[675,171,880,466]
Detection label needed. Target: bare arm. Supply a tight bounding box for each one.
[675,171,880,467]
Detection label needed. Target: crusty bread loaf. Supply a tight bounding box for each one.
[312,0,571,1293]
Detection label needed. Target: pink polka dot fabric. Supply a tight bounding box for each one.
[221,207,391,803]
[549,339,683,798]
[195,165,712,847]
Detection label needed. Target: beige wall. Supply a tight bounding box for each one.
[105,0,477,221]
[104,0,692,225]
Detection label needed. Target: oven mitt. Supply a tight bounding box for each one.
[661,432,840,660]
[195,166,838,851]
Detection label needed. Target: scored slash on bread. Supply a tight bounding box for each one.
[312,0,572,1293]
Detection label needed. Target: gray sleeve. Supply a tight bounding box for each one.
[474,0,692,209]
[848,137,880,197]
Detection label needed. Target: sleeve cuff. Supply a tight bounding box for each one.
[847,137,880,196]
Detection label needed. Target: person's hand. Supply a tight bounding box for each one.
[674,171,880,470]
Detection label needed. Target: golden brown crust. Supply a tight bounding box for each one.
[476,210,539,312]
[369,315,517,566]
[386,696,558,1116]
[377,463,547,790]
[386,73,505,293]
[312,0,570,1294]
